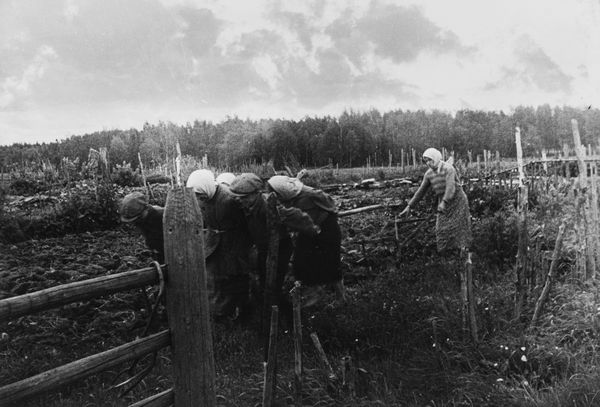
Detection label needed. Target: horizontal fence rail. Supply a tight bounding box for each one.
[0,265,163,322]
[0,330,170,406]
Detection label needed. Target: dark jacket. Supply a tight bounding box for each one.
[137,205,164,263]
[278,186,341,286]
[200,185,252,277]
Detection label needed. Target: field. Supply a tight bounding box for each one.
[1,168,599,407]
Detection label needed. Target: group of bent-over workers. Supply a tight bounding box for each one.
[120,147,472,323]
[120,170,345,322]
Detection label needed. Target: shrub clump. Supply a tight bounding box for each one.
[111,163,143,187]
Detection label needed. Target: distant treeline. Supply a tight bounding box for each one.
[2,105,600,171]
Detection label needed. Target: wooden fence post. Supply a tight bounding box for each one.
[530,222,567,328]
[401,148,405,173]
[263,194,281,338]
[263,306,279,407]
[466,252,478,343]
[572,119,596,279]
[514,127,529,320]
[341,356,355,397]
[163,187,216,407]
[292,283,303,407]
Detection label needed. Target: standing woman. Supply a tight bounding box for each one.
[399,148,472,254]
[267,175,345,304]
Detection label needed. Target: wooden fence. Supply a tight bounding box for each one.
[0,187,215,407]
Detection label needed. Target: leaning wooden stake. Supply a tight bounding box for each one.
[310,333,338,380]
[129,388,173,407]
[163,187,216,407]
[263,305,279,407]
[530,222,567,328]
[291,282,303,406]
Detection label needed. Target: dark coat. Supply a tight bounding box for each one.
[200,185,252,278]
[278,186,342,286]
[137,205,164,263]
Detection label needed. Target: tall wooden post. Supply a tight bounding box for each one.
[514,127,529,320]
[572,119,595,278]
[163,187,216,407]
[591,162,600,277]
[263,194,281,336]
[401,148,405,173]
[291,283,303,407]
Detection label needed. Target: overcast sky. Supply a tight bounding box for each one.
[1,0,598,146]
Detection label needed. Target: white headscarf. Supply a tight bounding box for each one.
[186,169,216,199]
[216,172,235,186]
[267,175,303,201]
[422,148,443,166]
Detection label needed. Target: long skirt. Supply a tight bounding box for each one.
[436,187,472,253]
[292,214,342,286]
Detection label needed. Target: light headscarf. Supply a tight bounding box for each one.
[215,172,236,186]
[422,148,443,167]
[267,175,303,201]
[186,169,216,199]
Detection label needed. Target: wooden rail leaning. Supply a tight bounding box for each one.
[0,330,170,406]
[129,388,174,407]
[0,266,163,322]
[338,204,385,217]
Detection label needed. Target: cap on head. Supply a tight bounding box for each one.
[230,173,263,196]
[267,175,303,201]
[120,192,149,223]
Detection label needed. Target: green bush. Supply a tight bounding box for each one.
[111,163,143,187]
[145,173,172,184]
[59,182,120,232]
[9,177,45,196]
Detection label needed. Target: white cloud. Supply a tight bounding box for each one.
[1,0,599,144]
[251,55,282,91]
[63,0,79,21]
[0,45,57,109]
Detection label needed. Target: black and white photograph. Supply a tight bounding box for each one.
[1,0,599,406]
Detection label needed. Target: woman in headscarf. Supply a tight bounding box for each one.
[399,148,472,254]
[186,169,252,321]
[216,172,236,186]
[267,175,345,305]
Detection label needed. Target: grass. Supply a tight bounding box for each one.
[1,175,599,406]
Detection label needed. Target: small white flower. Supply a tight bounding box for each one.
[521,355,528,362]
[493,363,498,367]
[520,347,526,351]
[496,378,504,382]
